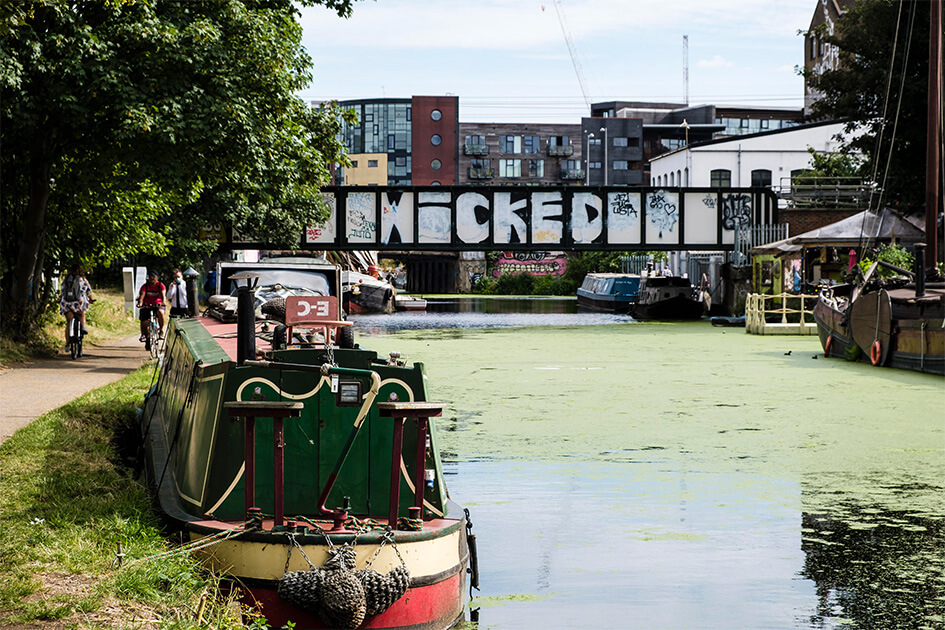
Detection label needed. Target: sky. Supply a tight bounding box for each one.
[296,0,816,124]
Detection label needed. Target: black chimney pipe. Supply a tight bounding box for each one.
[236,284,256,365]
[915,243,926,297]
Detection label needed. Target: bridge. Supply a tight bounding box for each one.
[217,185,779,253]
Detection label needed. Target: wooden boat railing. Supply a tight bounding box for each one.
[745,292,818,336]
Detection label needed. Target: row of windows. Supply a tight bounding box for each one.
[715,117,799,136]
[464,134,575,154]
[470,158,546,178]
[651,169,774,188]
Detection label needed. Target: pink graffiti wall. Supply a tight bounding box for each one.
[491,252,568,277]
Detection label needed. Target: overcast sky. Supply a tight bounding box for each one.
[296,0,816,123]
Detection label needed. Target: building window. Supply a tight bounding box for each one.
[589,161,601,169]
[549,135,570,147]
[524,135,540,154]
[660,138,685,151]
[499,159,521,177]
[613,137,628,147]
[388,134,395,149]
[431,159,442,170]
[368,160,378,167]
[527,159,544,177]
[500,135,522,154]
[710,169,731,188]
[751,169,772,187]
[613,160,629,170]
[350,160,358,168]
[431,134,442,146]
[761,119,769,129]
[588,137,601,146]
[395,156,406,167]
[431,109,442,121]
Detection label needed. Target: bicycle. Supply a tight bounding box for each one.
[66,314,83,359]
[140,306,162,359]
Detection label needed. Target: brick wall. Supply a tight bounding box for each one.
[781,208,860,235]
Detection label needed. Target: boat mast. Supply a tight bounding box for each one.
[926,0,942,271]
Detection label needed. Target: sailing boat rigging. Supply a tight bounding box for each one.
[813,0,944,375]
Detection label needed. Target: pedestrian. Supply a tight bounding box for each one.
[167,267,189,317]
[136,270,167,341]
[59,265,95,349]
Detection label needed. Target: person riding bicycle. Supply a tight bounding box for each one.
[136,270,167,342]
[59,265,95,350]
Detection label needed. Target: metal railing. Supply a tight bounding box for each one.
[745,292,817,335]
[777,176,875,209]
[468,167,494,179]
[464,145,490,156]
[547,145,574,157]
[732,224,789,267]
[559,168,585,180]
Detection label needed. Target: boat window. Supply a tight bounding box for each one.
[226,269,332,299]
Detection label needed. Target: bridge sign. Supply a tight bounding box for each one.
[223,185,779,252]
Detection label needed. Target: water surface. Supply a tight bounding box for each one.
[352,307,944,630]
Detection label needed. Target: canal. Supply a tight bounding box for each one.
[352,297,944,630]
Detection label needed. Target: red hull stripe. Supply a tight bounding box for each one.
[242,572,465,630]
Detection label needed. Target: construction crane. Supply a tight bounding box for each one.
[548,0,591,111]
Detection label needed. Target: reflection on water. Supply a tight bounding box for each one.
[352,305,944,629]
[352,296,627,333]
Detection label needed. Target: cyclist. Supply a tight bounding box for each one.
[136,270,167,342]
[59,265,95,350]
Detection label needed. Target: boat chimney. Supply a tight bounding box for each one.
[231,271,260,365]
[915,243,926,297]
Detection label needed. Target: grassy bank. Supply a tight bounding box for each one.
[0,288,140,370]
[0,367,253,629]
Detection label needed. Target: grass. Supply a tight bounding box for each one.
[0,288,140,370]
[0,368,259,629]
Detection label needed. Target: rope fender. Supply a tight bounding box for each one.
[278,539,410,628]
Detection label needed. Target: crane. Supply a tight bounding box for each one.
[548,0,591,111]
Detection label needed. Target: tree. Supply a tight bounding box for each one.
[0,0,360,338]
[804,0,930,211]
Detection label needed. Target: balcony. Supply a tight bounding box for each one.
[464,144,490,156]
[469,167,494,180]
[547,145,574,157]
[560,169,585,180]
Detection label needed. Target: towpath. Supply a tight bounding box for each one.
[0,335,150,445]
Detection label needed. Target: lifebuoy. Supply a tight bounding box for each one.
[870,340,882,366]
[824,335,833,357]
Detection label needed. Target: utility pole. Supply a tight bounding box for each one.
[683,35,689,106]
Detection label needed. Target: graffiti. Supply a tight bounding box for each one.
[219,186,778,250]
[610,192,638,218]
[492,252,567,277]
[470,272,485,287]
[721,194,752,231]
[647,189,678,237]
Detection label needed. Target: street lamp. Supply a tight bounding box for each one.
[585,132,595,185]
[680,119,691,186]
[600,126,608,186]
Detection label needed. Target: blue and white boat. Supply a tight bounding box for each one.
[576,273,641,314]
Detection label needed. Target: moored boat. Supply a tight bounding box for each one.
[576,272,640,314]
[343,270,396,314]
[630,273,706,321]
[139,258,475,629]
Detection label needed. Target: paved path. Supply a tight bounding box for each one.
[0,335,151,444]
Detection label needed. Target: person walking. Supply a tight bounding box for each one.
[166,268,189,317]
[136,271,167,341]
[59,265,95,349]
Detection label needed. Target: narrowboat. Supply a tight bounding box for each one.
[630,273,706,321]
[576,273,640,314]
[140,257,476,629]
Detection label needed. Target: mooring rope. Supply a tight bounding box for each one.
[130,523,248,565]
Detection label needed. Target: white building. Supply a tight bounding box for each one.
[648,120,855,191]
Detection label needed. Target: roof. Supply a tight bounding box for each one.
[750,208,926,256]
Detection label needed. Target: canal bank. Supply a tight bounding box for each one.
[352,316,944,630]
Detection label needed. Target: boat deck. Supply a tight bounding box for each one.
[191,314,333,363]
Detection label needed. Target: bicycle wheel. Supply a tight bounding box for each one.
[148,321,160,359]
[69,318,79,359]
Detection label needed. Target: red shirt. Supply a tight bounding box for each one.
[139,282,166,307]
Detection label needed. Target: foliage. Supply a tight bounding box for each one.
[0,0,361,339]
[794,146,863,181]
[802,0,929,210]
[857,243,915,279]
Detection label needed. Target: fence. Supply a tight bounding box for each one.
[744,292,818,335]
[732,224,789,268]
